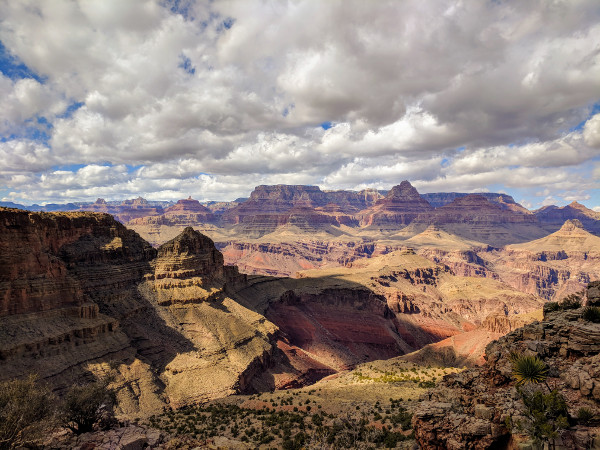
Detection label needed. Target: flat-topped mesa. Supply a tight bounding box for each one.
[222,185,358,234]
[421,194,537,224]
[359,180,433,227]
[420,192,527,211]
[164,197,213,215]
[79,197,164,223]
[223,185,327,223]
[126,197,216,228]
[319,188,384,213]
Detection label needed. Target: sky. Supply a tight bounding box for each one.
[0,0,599,210]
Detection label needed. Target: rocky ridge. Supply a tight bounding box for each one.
[0,209,275,416]
[480,219,600,300]
[359,181,434,228]
[412,281,600,449]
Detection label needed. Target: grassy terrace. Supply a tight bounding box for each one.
[145,359,464,449]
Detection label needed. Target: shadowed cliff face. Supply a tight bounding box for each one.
[0,209,275,416]
[5,208,470,416]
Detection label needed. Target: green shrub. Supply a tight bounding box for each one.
[0,375,56,450]
[517,389,569,447]
[61,377,116,434]
[582,306,600,323]
[511,355,549,386]
[577,407,594,425]
[559,294,582,310]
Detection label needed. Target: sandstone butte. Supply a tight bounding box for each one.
[0,206,547,419]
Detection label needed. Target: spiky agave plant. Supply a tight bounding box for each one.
[511,355,549,386]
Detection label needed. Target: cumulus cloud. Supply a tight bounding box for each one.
[584,113,600,148]
[0,0,599,209]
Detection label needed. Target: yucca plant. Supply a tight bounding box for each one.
[511,355,549,386]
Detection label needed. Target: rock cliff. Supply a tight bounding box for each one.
[0,209,275,416]
[359,181,434,228]
[481,220,600,300]
[421,192,529,213]
[79,197,164,223]
[535,201,600,235]
[412,281,600,449]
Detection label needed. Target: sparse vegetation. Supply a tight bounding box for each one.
[514,389,569,449]
[558,294,582,310]
[582,306,600,323]
[576,407,594,425]
[0,375,56,450]
[148,397,416,448]
[61,377,116,434]
[545,293,583,314]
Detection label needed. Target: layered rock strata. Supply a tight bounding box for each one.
[0,209,275,416]
[535,201,600,235]
[481,220,600,300]
[412,281,600,449]
[359,181,434,228]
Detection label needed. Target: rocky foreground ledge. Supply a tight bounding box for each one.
[413,281,600,449]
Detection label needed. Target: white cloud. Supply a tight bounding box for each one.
[584,113,600,148]
[0,0,599,210]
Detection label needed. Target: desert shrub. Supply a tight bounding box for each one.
[0,375,56,450]
[419,380,436,388]
[61,377,116,434]
[544,302,560,313]
[582,306,600,323]
[390,407,412,430]
[558,294,582,310]
[516,389,569,447]
[511,355,548,386]
[576,407,594,425]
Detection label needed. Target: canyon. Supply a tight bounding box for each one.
[0,204,546,418]
[2,181,600,448]
[124,182,600,302]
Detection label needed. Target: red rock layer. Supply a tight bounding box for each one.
[422,194,536,224]
[79,197,164,223]
[359,181,434,227]
[265,288,413,371]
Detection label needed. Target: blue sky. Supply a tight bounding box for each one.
[0,0,599,210]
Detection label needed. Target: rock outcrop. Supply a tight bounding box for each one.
[0,208,275,416]
[221,185,359,236]
[79,197,164,223]
[421,192,529,213]
[481,220,600,300]
[359,181,434,228]
[412,281,600,449]
[422,194,536,225]
[535,201,600,235]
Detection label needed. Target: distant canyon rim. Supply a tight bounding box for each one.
[1,180,599,420]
